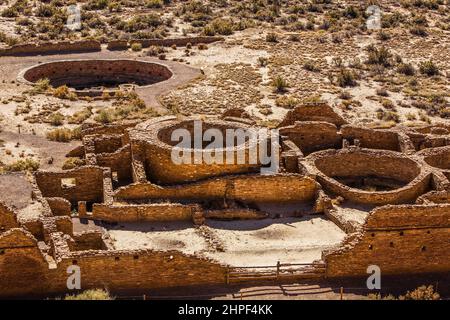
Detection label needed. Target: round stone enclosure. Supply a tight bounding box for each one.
[18,59,172,90]
[306,149,430,205]
[132,118,267,185]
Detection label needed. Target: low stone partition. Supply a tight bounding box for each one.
[324,204,450,278]
[0,40,100,56]
[128,36,224,48]
[90,203,198,222]
[114,174,318,204]
[205,209,268,220]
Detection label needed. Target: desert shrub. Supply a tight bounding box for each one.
[397,63,416,75]
[62,157,86,170]
[146,0,164,8]
[46,127,81,142]
[377,31,391,41]
[266,32,278,42]
[36,4,55,17]
[131,42,142,51]
[419,60,439,76]
[275,96,298,109]
[336,69,357,87]
[95,110,113,124]
[272,76,288,93]
[410,26,428,37]
[339,91,352,100]
[146,45,166,56]
[286,28,300,37]
[257,57,268,67]
[68,108,93,124]
[377,109,400,122]
[203,19,234,35]
[84,0,109,10]
[65,289,113,300]
[376,88,389,97]
[52,86,76,100]
[303,60,320,72]
[366,45,392,67]
[4,158,40,172]
[49,113,65,126]
[34,78,51,93]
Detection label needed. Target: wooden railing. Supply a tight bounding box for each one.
[226,261,326,284]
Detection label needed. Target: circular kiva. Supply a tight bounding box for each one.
[18,59,172,94]
[131,118,266,184]
[418,146,450,170]
[305,148,431,205]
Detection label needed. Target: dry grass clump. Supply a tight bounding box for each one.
[1,158,40,173]
[62,157,86,170]
[272,75,288,93]
[46,127,81,142]
[335,69,358,87]
[68,108,93,124]
[368,285,440,300]
[64,289,113,300]
[52,86,77,100]
[48,112,65,126]
[419,60,440,76]
[275,96,299,109]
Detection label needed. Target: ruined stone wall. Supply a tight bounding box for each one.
[35,166,105,205]
[90,203,196,222]
[46,197,71,216]
[0,40,100,56]
[93,134,124,154]
[0,202,19,231]
[95,145,132,182]
[277,103,347,128]
[341,126,401,151]
[69,231,106,251]
[0,228,227,297]
[0,229,50,296]
[324,204,450,278]
[279,122,341,155]
[114,174,318,203]
[128,36,224,48]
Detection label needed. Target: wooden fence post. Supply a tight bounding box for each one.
[340,287,344,300]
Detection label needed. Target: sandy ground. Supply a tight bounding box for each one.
[0,173,42,220]
[107,216,345,267]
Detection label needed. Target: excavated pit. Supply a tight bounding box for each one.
[18,59,172,91]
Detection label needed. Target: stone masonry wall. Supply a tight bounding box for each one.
[0,40,100,56]
[324,204,450,278]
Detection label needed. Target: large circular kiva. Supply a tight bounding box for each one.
[130,118,267,185]
[18,59,172,90]
[304,148,431,205]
